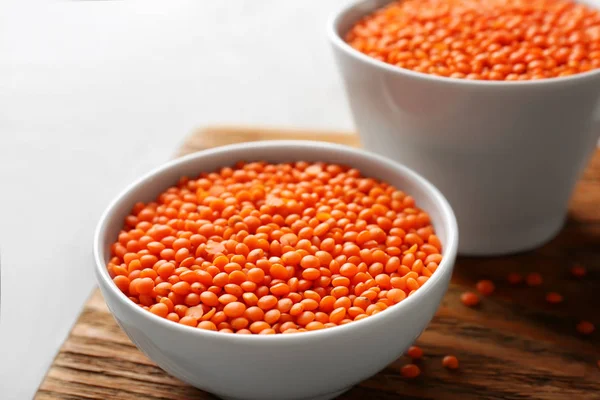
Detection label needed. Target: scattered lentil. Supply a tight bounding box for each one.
[545,292,563,304]
[571,264,587,278]
[407,345,424,360]
[476,280,495,296]
[442,355,460,369]
[526,272,543,287]
[576,320,595,335]
[460,291,480,307]
[507,272,523,285]
[400,363,421,378]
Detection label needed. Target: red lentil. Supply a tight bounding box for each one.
[545,292,563,304]
[475,280,495,296]
[526,272,543,287]
[507,272,523,285]
[460,291,480,307]
[570,264,587,278]
[400,363,421,378]
[345,0,600,80]
[442,355,460,369]
[576,320,595,335]
[108,161,442,334]
[407,345,423,360]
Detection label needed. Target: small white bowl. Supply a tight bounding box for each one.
[94,141,458,400]
[328,0,600,256]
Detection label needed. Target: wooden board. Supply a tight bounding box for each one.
[36,127,600,400]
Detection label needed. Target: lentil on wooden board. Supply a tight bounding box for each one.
[407,345,424,360]
[475,279,495,296]
[400,363,421,378]
[442,355,460,369]
[460,291,480,307]
[107,161,443,334]
[545,291,564,304]
[345,0,600,80]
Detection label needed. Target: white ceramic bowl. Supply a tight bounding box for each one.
[328,0,600,256]
[94,141,458,400]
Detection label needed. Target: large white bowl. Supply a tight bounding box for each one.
[328,0,600,256]
[94,140,458,400]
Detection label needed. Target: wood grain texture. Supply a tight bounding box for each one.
[36,127,600,400]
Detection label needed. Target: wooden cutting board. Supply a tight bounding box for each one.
[36,126,600,400]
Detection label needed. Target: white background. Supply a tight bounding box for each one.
[0,1,355,398]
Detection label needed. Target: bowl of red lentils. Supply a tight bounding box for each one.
[94,140,458,400]
[328,0,600,256]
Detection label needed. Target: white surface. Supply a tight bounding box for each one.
[0,1,355,398]
[330,0,600,255]
[94,141,457,400]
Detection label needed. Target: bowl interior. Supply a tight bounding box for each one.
[329,0,600,88]
[332,0,600,42]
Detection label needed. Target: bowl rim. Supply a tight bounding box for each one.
[93,140,458,342]
[327,0,600,87]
